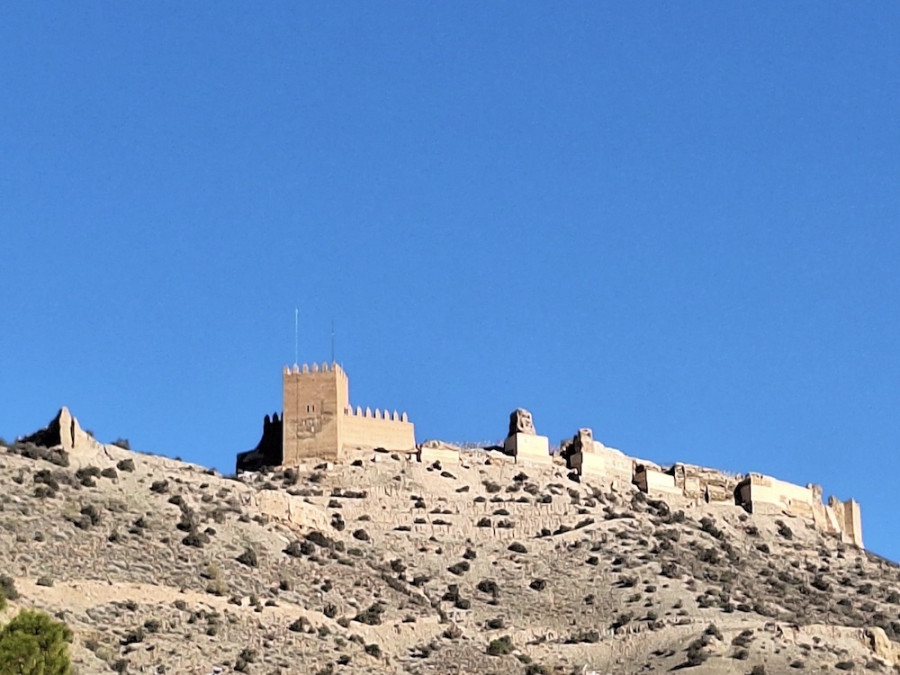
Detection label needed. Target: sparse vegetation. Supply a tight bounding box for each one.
[236,547,259,567]
[486,635,513,656]
[116,458,135,472]
[0,410,892,673]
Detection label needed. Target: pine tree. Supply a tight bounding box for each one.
[0,610,73,675]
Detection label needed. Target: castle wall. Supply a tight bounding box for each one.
[672,464,703,500]
[282,363,347,464]
[844,499,863,548]
[236,412,283,472]
[815,501,843,534]
[830,497,863,548]
[503,433,551,465]
[735,474,864,549]
[670,464,740,503]
[581,443,634,485]
[418,442,461,466]
[634,464,682,496]
[737,473,817,517]
[341,408,416,452]
[251,489,330,530]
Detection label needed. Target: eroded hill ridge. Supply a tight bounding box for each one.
[1,403,896,674]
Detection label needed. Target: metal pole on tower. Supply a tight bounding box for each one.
[331,319,335,364]
[294,308,299,366]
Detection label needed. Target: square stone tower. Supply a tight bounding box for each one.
[283,362,349,463]
[282,362,415,464]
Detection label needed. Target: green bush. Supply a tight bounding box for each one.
[0,610,72,675]
[0,576,18,605]
[236,548,258,568]
[116,458,135,472]
[486,635,514,656]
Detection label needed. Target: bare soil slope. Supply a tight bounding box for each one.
[1,436,898,674]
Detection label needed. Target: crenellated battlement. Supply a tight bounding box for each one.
[283,362,349,380]
[263,360,416,465]
[343,406,409,422]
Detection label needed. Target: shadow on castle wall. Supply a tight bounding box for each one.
[235,413,283,473]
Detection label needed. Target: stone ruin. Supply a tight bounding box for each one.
[559,428,593,474]
[507,408,536,436]
[409,408,866,550]
[14,402,866,551]
[505,417,866,549]
[417,439,461,466]
[21,406,102,456]
[502,408,550,465]
[734,473,863,548]
[560,427,633,486]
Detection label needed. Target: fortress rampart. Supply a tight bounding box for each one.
[234,366,864,549]
[423,411,864,549]
[341,405,415,453]
[735,473,863,548]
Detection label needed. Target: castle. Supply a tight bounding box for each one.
[236,362,416,471]
[235,365,864,549]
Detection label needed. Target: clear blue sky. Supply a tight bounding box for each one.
[2,4,897,560]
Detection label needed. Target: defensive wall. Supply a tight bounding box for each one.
[23,403,865,550]
[341,405,412,453]
[735,473,863,548]
[233,366,864,549]
[421,409,864,549]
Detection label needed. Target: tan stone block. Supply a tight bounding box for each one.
[280,362,415,464]
[418,442,460,465]
[634,464,682,496]
[504,433,550,464]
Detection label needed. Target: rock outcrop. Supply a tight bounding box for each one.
[22,406,101,455]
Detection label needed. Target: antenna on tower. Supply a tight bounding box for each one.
[331,319,335,363]
[294,308,299,366]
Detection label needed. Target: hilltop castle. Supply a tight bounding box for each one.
[236,362,415,471]
[235,367,863,550]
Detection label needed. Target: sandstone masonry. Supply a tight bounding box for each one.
[236,362,415,471]
[233,384,866,550]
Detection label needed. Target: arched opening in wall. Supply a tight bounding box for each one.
[704,486,710,504]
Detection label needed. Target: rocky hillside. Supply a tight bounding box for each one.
[1,414,899,674]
